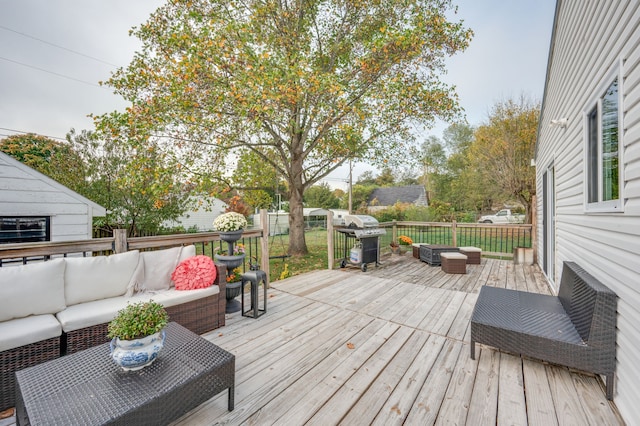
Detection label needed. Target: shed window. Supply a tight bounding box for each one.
[585,76,621,211]
[0,217,50,244]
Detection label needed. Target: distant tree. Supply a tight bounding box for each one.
[232,149,284,210]
[0,133,88,195]
[68,129,189,236]
[304,183,340,209]
[94,0,472,255]
[417,135,446,200]
[356,171,377,186]
[468,97,539,221]
[375,167,396,187]
[344,184,376,213]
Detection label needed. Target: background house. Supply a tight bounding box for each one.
[367,185,428,212]
[535,1,640,422]
[0,152,105,243]
[163,196,228,232]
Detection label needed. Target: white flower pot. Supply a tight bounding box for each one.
[110,329,166,371]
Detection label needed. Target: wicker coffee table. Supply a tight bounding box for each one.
[419,244,460,266]
[15,322,234,426]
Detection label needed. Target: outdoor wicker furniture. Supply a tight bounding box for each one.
[419,244,460,266]
[470,261,617,399]
[459,246,482,264]
[440,252,467,274]
[16,322,235,425]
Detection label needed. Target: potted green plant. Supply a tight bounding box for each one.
[108,300,169,371]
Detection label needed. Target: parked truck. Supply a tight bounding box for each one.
[477,209,525,224]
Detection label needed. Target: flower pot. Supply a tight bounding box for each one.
[110,329,166,371]
[214,253,246,270]
[225,281,242,313]
[219,230,243,243]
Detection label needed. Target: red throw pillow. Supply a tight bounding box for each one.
[172,255,217,290]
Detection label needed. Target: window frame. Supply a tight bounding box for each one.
[0,216,51,244]
[583,62,623,213]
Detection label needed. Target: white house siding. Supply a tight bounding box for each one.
[163,197,228,231]
[536,1,640,423]
[0,153,104,242]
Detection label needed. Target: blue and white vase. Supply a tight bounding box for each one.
[110,329,166,371]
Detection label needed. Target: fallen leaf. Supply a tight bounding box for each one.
[0,408,15,419]
[346,342,355,349]
[218,333,223,337]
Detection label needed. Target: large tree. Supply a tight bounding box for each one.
[468,97,539,221]
[95,0,472,255]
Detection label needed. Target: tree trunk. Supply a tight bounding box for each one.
[288,186,308,256]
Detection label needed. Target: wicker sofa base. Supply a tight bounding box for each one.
[1,336,60,411]
[64,288,226,354]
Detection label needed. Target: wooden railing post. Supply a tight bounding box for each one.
[327,211,334,270]
[452,220,457,247]
[113,229,128,253]
[260,209,270,282]
[392,220,398,243]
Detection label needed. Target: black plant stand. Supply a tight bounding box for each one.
[214,231,245,313]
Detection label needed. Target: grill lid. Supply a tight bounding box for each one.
[344,214,379,229]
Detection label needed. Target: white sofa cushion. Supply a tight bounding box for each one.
[56,293,153,333]
[56,285,219,333]
[124,245,198,297]
[138,246,186,293]
[0,259,66,322]
[0,314,61,352]
[179,245,196,262]
[151,285,219,308]
[64,250,140,306]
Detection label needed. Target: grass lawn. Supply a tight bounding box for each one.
[265,229,329,282]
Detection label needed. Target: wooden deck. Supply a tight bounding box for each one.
[170,255,623,425]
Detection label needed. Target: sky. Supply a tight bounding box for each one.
[0,0,556,191]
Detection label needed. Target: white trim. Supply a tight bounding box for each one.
[583,59,624,213]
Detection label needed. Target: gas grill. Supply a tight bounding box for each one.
[336,215,385,272]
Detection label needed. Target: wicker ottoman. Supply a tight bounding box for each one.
[440,252,467,274]
[459,246,481,264]
[412,243,424,259]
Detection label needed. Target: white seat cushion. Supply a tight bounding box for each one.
[64,250,140,306]
[56,285,219,333]
[0,258,66,322]
[56,294,152,333]
[151,286,219,308]
[0,315,61,352]
[440,252,468,260]
[459,246,482,252]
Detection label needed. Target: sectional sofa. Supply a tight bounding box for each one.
[0,245,227,411]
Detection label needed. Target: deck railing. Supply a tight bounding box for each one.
[0,211,270,278]
[329,217,534,269]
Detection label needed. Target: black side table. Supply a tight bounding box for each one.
[241,270,267,318]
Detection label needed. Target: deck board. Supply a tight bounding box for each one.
[4,256,622,426]
[168,256,625,425]
[169,256,622,425]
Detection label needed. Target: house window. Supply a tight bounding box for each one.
[586,76,621,211]
[0,217,50,244]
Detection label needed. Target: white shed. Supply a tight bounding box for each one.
[535,1,640,422]
[0,152,105,242]
[163,196,228,232]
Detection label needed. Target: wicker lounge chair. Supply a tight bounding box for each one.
[470,261,617,399]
